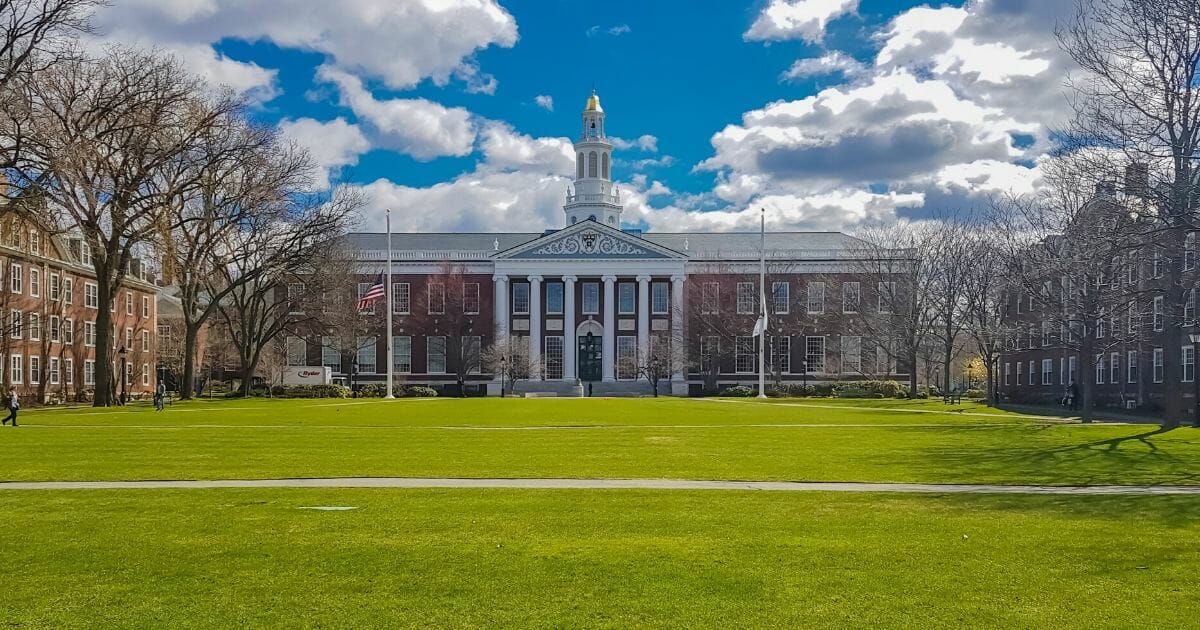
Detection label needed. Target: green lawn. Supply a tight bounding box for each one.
[1,489,1197,628]
[3,397,1199,627]
[3,397,1198,485]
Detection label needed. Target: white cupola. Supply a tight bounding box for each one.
[565,89,622,228]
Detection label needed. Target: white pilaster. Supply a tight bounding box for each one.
[636,274,651,380]
[602,274,616,382]
[493,276,509,339]
[671,274,685,384]
[528,275,543,379]
[563,275,577,381]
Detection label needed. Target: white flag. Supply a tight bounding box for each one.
[752,314,766,337]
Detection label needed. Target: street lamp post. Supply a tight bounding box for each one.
[500,357,507,397]
[351,359,359,398]
[801,359,808,392]
[117,346,128,405]
[1190,333,1200,427]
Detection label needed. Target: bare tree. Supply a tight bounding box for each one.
[11,48,238,405]
[618,334,686,397]
[961,227,1011,404]
[481,334,536,397]
[1058,0,1200,426]
[409,262,485,396]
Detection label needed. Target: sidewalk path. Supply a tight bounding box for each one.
[1,477,1197,495]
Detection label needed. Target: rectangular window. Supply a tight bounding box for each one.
[321,337,341,371]
[8,264,21,294]
[582,282,600,314]
[393,336,412,373]
[462,336,482,375]
[427,282,445,315]
[1153,295,1164,331]
[807,282,825,314]
[805,336,825,373]
[63,278,73,304]
[1152,252,1164,278]
[1187,288,1198,326]
[1187,233,1197,271]
[652,282,669,314]
[29,230,39,255]
[875,340,892,376]
[49,316,60,343]
[142,363,149,386]
[1184,345,1195,383]
[1004,362,1011,386]
[1016,361,1023,384]
[9,310,20,339]
[125,327,132,350]
[545,282,564,315]
[286,336,306,365]
[1110,352,1120,384]
[701,282,719,314]
[84,321,96,347]
[142,295,150,318]
[65,358,73,386]
[841,336,862,374]
[1060,357,1067,386]
[700,336,719,374]
[142,330,149,351]
[771,281,789,314]
[64,319,73,345]
[1096,312,1107,339]
[771,335,790,374]
[1042,321,1051,347]
[544,336,564,380]
[616,336,638,379]
[29,268,39,297]
[49,273,60,301]
[84,359,94,386]
[618,282,635,314]
[878,282,895,314]
[1095,354,1106,385]
[1128,351,1138,384]
[393,283,410,314]
[426,336,447,374]
[734,336,755,374]
[29,356,39,385]
[287,283,305,314]
[356,336,377,374]
[512,283,530,315]
[49,357,60,385]
[1042,358,1053,385]
[842,282,860,314]
[463,282,480,314]
[1069,356,1078,384]
[736,282,755,315]
[125,292,133,316]
[1028,360,1036,386]
[10,354,21,384]
[1153,348,1165,383]
[84,282,98,309]
[28,313,40,341]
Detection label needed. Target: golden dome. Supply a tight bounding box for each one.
[585,90,603,112]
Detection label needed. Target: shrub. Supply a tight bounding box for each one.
[873,393,885,399]
[965,388,985,398]
[404,386,438,398]
[721,385,756,397]
[269,384,351,399]
[914,391,929,399]
[357,383,388,398]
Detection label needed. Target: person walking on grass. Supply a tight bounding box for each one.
[2,387,18,427]
[154,382,166,412]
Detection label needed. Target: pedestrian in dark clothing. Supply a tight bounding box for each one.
[154,382,166,412]
[2,388,18,427]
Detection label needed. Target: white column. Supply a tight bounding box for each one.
[671,274,686,383]
[602,274,616,382]
[636,274,651,380]
[493,276,509,339]
[563,275,577,381]
[528,275,543,379]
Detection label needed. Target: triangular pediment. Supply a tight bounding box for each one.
[494,220,686,260]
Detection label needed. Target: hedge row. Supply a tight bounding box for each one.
[721,380,910,399]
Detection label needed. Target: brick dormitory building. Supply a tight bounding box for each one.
[286,91,914,396]
[0,211,159,402]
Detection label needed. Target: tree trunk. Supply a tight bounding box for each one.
[93,281,114,407]
[983,357,995,406]
[181,322,201,400]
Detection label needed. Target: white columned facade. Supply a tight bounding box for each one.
[493,276,509,338]
[528,275,543,378]
[602,274,617,381]
[563,275,577,381]
[671,274,685,383]
[636,274,651,379]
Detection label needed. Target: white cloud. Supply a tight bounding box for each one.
[318,65,475,161]
[587,24,632,37]
[745,0,858,44]
[609,24,631,36]
[92,0,518,92]
[477,123,574,173]
[278,117,370,189]
[781,51,866,81]
[611,134,659,152]
[534,95,554,112]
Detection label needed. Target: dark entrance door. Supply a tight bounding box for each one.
[578,332,602,382]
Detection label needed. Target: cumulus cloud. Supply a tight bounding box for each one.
[611,134,659,152]
[318,65,476,160]
[278,117,370,190]
[781,51,866,81]
[744,0,858,44]
[477,123,574,173]
[534,95,554,111]
[91,0,518,92]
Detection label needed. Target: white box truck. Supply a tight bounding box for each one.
[280,366,332,385]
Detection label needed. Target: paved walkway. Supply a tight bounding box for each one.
[1,477,1197,495]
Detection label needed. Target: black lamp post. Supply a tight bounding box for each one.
[351,359,359,398]
[117,346,128,405]
[500,356,507,397]
[801,359,809,391]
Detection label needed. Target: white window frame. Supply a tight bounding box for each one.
[842,282,860,314]
[84,359,95,386]
[463,282,480,315]
[771,281,789,315]
[805,336,825,373]
[1128,350,1138,384]
[356,336,377,374]
[877,282,895,314]
[841,335,862,374]
[84,282,98,309]
[427,282,445,315]
[1184,345,1195,384]
[582,282,600,314]
[65,358,73,386]
[142,295,150,318]
[701,282,719,314]
[426,336,447,374]
[617,282,635,315]
[393,283,411,315]
[393,336,412,373]
[736,282,755,315]
[28,355,39,385]
[1153,348,1165,383]
[1042,358,1053,385]
[511,283,529,315]
[616,335,637,379]
[10,354,22,384]
[652,282,670,315]
[9,263,21,294]
[734,336,755,374]
[806,282,825,315]
[28,268,39,297]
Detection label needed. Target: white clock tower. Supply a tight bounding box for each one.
[564,90,622,227]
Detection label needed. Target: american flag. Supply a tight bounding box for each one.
[357,278,385,311]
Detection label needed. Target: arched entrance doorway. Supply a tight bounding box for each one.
[576,320,603,383]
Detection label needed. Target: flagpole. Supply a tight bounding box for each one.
[758,207,767,399]
[384,209,395,399]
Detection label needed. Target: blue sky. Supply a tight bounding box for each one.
[91,0,1074,233]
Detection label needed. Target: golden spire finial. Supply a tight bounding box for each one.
[585,88,602,112]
